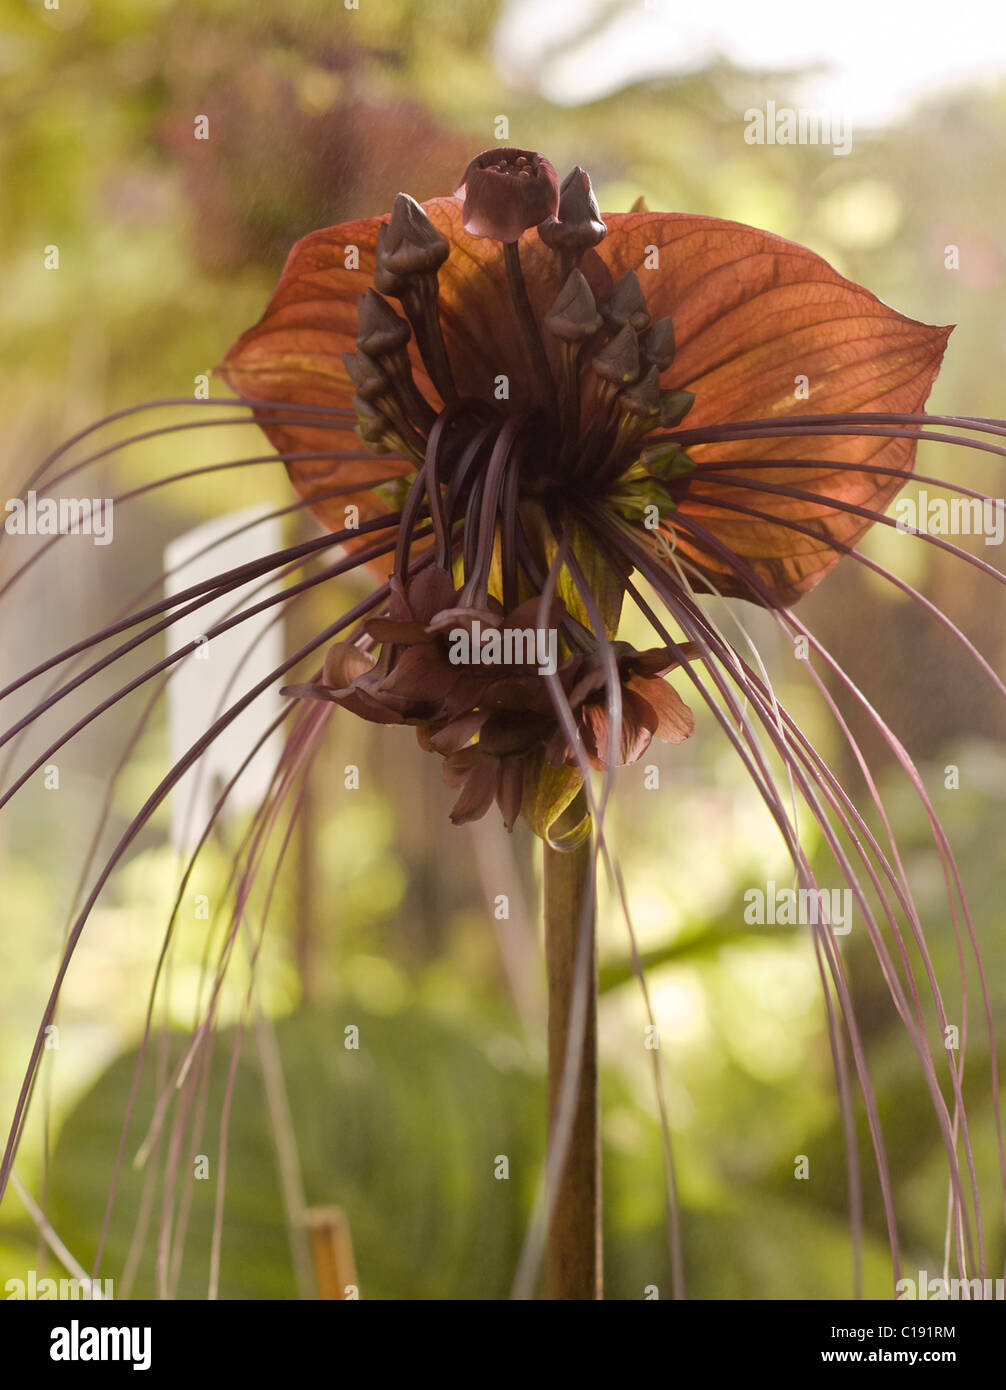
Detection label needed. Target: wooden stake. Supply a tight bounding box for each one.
[305,1206,359,1300]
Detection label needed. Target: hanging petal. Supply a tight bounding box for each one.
[627,675,696,745]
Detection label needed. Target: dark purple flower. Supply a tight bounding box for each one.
[454,147,560,243]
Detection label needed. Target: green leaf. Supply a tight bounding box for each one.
[542,521,626,639]
[520,754,588,850]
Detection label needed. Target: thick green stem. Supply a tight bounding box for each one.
[543,788,601,1299]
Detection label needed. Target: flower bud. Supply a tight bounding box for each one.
[618,364,661,419]
[603,270,649,333]
[592,324,640,386]
[658,389,695,428]
[373,223,407,297]
[376,193,450,281]
[544,270,603,342]
[639,441,696,478]
[342,351,389,404]
[353,397,394,452]
[454,147,560,243]
[641,317,675,371]
[538,166,606,256]
[356,290,412,358]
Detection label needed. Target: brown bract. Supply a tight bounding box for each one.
[220,199,949,606]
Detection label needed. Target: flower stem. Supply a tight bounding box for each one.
[543,788,601,1299]
[401,278,458,404]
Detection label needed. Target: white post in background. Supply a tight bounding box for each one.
[164,508,284,854]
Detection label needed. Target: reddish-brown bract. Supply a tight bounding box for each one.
[221,197,949,606]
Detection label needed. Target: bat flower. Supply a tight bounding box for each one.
[220,144,951,839]
[5,142,1005,1299]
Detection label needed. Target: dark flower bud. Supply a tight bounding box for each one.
[618,364,661,419]
[376,193,450,280]
[603,270,649,333]
[356,289,412,357]
[353,396,393,451]
[592,324,640,386]
[342,350,389,404]
[544,270,603,342]
[454,147,560,243]
[538,166,606,255]
[658,388,696,428]
[641,317,675,371]
[373,223,408,297]
[639,441,696,478]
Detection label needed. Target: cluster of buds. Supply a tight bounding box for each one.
[284,569,695,830]
[340,148,697,513]
[306,148,704,836]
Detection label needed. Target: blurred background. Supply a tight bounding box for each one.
[1,0,1005,1299]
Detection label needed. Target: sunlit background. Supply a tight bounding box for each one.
[1,0,1005,1298]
